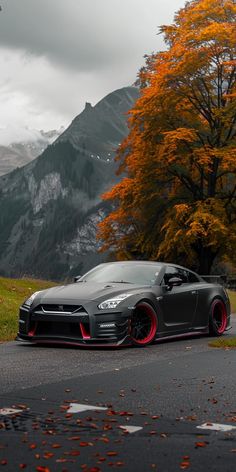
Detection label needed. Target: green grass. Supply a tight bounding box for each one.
[228,290,236,314]
[0,278,235,343]
[0,277,57,341]
[209,337,236,349]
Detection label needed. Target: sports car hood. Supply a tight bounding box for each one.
[33,282,152,305]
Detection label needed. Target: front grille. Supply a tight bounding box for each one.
[40,304,85,314]
[36,321,83,337]
[29,304,90,339]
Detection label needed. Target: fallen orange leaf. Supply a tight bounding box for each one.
[180,460,190,469]
[43,452,54,459]
[195,441,209,448]
[36,467,51,472]
[29,444,37,450]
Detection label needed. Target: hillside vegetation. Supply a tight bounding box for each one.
[0,276,235,342]
[0,277,57,341]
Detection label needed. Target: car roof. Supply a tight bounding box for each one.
[101,261,199,274]
[100,261,164,268]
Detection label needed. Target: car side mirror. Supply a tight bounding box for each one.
[167,277,183,290]
[74,275,81,283]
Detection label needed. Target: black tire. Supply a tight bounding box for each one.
[130,302,158,347]
[209,299,227,336]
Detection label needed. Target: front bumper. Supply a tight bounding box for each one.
[17,302,133,347]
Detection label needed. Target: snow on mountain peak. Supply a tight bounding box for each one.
[0,126,64,146]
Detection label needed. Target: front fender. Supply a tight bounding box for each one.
[128,291,166,332]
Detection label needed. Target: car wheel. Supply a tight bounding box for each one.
[209,299,227,336]
[130,302,158,346]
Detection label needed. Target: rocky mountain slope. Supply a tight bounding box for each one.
[0,128,64,176]
[0,86,139,280]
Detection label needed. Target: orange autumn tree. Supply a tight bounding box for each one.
[98,0,236,274]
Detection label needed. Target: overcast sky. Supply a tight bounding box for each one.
[0,0,184,137]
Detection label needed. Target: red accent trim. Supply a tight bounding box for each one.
[155,331,205,343]
[29,340,131,348]
[28,322,37,337]
[17,332,131,348]
[80,322,91,340]
[212,300,227,334]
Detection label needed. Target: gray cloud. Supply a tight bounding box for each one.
[0,0,184,71]
[0,0,184,134]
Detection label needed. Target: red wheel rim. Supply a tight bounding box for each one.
[212,300,227,334]
[131,304,157,345]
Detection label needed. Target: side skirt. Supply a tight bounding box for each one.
[155,329,208,343]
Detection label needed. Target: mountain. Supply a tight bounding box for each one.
[0,86,139,280]
[0,127,64,176]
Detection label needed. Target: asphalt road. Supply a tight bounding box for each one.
[0,319,236,471]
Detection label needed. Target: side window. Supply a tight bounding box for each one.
[176,268,188,283]
[187,271,200,283]
[164,266,179,284]
[164,266,188,285]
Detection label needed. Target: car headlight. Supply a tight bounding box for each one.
[98,293,132,310]
[23,291,42,307]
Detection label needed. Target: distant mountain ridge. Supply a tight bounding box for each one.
[0,86,139,280]
[0,127,64,176]
[58,87,137,159]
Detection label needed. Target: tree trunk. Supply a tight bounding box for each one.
[196,244,217,275]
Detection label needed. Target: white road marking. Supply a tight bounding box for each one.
[197,422,236,432]
[67,404,143,434]
[67,403,108,414]
[119,425,143,434]
[0,408,23,416]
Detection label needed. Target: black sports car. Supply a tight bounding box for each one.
[17,261,231,347]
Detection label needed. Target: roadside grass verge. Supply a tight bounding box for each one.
[0,277,57,341]
[228,290,236,313]
[209,337,236,349]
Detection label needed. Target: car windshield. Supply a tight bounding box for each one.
[78,263,162,285]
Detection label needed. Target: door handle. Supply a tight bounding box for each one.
[191,290,197,294]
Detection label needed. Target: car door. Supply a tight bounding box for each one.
[159,266,198,330]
